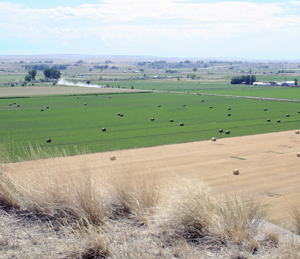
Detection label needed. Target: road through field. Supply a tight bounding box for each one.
[5,130,300,229]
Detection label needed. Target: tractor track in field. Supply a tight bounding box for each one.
[153,90,300,102]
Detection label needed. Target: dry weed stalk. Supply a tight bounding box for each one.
[0,172,22,209]
[291,206,300,235]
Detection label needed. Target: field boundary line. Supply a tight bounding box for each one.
[152,90,300,102]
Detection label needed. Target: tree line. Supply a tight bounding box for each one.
[24,68,61,82]
[231,75,256,85]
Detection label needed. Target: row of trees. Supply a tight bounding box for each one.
[231,75,256,85]
[24,68,61,82]
[23,64,67,70]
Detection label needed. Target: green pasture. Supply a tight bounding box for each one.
[1,92,300,161]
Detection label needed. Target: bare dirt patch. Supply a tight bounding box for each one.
[0,86,142,97]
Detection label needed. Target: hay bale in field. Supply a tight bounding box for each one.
[210,106,213,108]
[267,119,271,122]
[228,107,231,110]
[109,96,112,99]
[277,120,281,123]
[77,97,79,99]
[202,100,204,102]
[183,104,186,107]
[151,118,155,121]
[233,169,239,175]
[110,155,116,161]
[120,114,123,117]
[264,108,267,111]
[170,119,173,122]
[17,105,20,107]
[198,93,201,95]
[180,123,184,126]
[46,106,49,109]
[13,102,16,105]
[158,105,161,107]
[84,103,87,106]
[226,130,230,134]
[298,111,300,113]
[297,153,300,157]
[9,104,12,106]
[102,128,106,132]
[295,130,300,134]
[117,113,120,116]
[41,109,44,112]
[286,114,290,117]
[46,139,51,143]
[228,113,231,116]
[211,137,216,141]
[219,129,223,133]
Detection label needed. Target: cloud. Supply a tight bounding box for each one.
[290,1,300,5]
[0,0,299,58]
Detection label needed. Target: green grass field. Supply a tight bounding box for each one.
[1,91,300,161]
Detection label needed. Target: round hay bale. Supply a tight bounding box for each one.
[183,104,186,107]
[41,109,44,112]
[226,130,230,134]
[110,155,116,161]
[286,114,290,117]
[298,111,300,113]
[13,102,16,105]
[46,106,49,109]
[202,100,204,102]
[46,139,51,143]
[233,169,239,175]
[102,128,106,132]
[109,96,112,99]
[151,118,155,121]
[17,105,20,107]
[264,108,267,111]
[267,119,271,122]
[120,114,123,117]
[158,105,161,107]
[170,119,173,122]
[228,107,231,110]
[211,137,216,142]
[228,113,231,116]
[180,123,184,126]
[198,93,201,95]
[84,103,87,106]
[297,153,300,157]
[277,120,281,123]
[77,97,79,99]
[9,104,12,106]
[117,113,120,116]
[295,130,300,134]
[219,129,223,133]
[210,106,213,108]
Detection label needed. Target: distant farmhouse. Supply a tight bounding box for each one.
[253,81,298,87]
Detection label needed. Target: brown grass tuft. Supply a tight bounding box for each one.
[291,206,300,235]
[170,180,217,238]
[0,172,21,210]
[216,197,263,243]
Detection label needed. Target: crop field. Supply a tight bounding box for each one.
[1,91,300,161]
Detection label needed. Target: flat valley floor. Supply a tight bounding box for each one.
[5,130,300,229]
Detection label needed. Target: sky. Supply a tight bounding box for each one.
[0,0,300,59]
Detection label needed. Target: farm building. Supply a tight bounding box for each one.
[253,82,270,86]
[281,81,297,86]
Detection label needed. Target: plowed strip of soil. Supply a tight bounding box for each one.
[5,130,300,229]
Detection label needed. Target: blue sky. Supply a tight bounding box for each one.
[1,0,300,59]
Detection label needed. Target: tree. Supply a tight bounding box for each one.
[193,68,197,72]
[43,68,61,79]
[25,74,32,82]
[294,78,298,86]
[28,70,37,80]
[86,80,91,85]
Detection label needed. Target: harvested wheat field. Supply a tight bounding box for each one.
[0,86,141,97]
[5,130,300,229]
